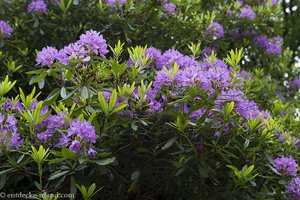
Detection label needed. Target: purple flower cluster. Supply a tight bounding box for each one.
[265,0,279,6]
[0,20,13,38]
[253,35,283,55]
[58,119,98,156]
[0,113,23,150]
[291,79,300,89]
[266,36,283,55]
[78,30,109,57]
[105,0,126,9]
[36,112,68,143]
[128,47,268,122]
[163,3,176,14]
[238,6,256,20]
[28,0,47,14]
[3,99,24,112]
[36,30,108,66]
[36,47,59,67]
[204,22,224,39]
[286,177,300,199]
[274,156,298,176]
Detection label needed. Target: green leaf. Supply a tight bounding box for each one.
[243,165,254,177]
[162,137,176,150]
[48,171,69,181]
[62,148,77,160]
[108,90,117,111]
[81,86,89,99]
[61,87,67,99]
[94,157,116,166]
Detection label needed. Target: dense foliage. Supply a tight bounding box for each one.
[0,0,300,199]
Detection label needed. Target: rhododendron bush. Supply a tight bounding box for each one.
[0,0,300,199]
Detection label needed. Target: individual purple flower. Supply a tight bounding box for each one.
[204,22,224,39]
[36,46,59,67]
[86,147,97,157]
[266,36,283,55]
[28,0,47,14]
[163,3,176,14]
[78,30,109,58]
[214,131,220,138]
[67,119,98,144]
[286,177,300,199]
[274,156,298,176]
[69,140,81,153]
[291,79,300,89]
[58,133,70,146]
[238,6,256,20]
[253,35,269,49]
[105,0,126,9]
[0,20,13,38]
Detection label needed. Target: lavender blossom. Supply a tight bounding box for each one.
[78,30,109,58]
[67,120,98,144]
[105,0,126,9]
[286,177,300,199]
[204,22,224,39]
[238,6,256,20]
[69,140,81,153]
[28,0,47,14]
[36,46,59,67]
[86,147,97,157]
[0,20,13,38]
[274,156,298,176]
[253,35,269,49]
[291,79,300,89]
[57,42,87,65]
[0,113,23,149]
[266,36,283,55]
[163,3,176,14]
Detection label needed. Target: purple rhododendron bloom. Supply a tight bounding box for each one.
[266,36,283,55]
[265,0,279,6]
[78,30,109,58]
[57,42,87,65]
[145,47,162,62]
[204,22,224,39]
[291,79,300,89]
[253,35,269,49]
[201,47,217,59]
[274,156,298,176]
[36,46,59,67]
[163,3,176,14]
[238,6,256,20]
[3,99,24,112]
[0,113,23,149]
[28,0,47,14]
[0,20,13,38]
[69,140,81,153]
[67,119,98,144]
[156,49,198,69]
[286,177,300,199]
[105,0,126,9]
[87,147,97,157]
